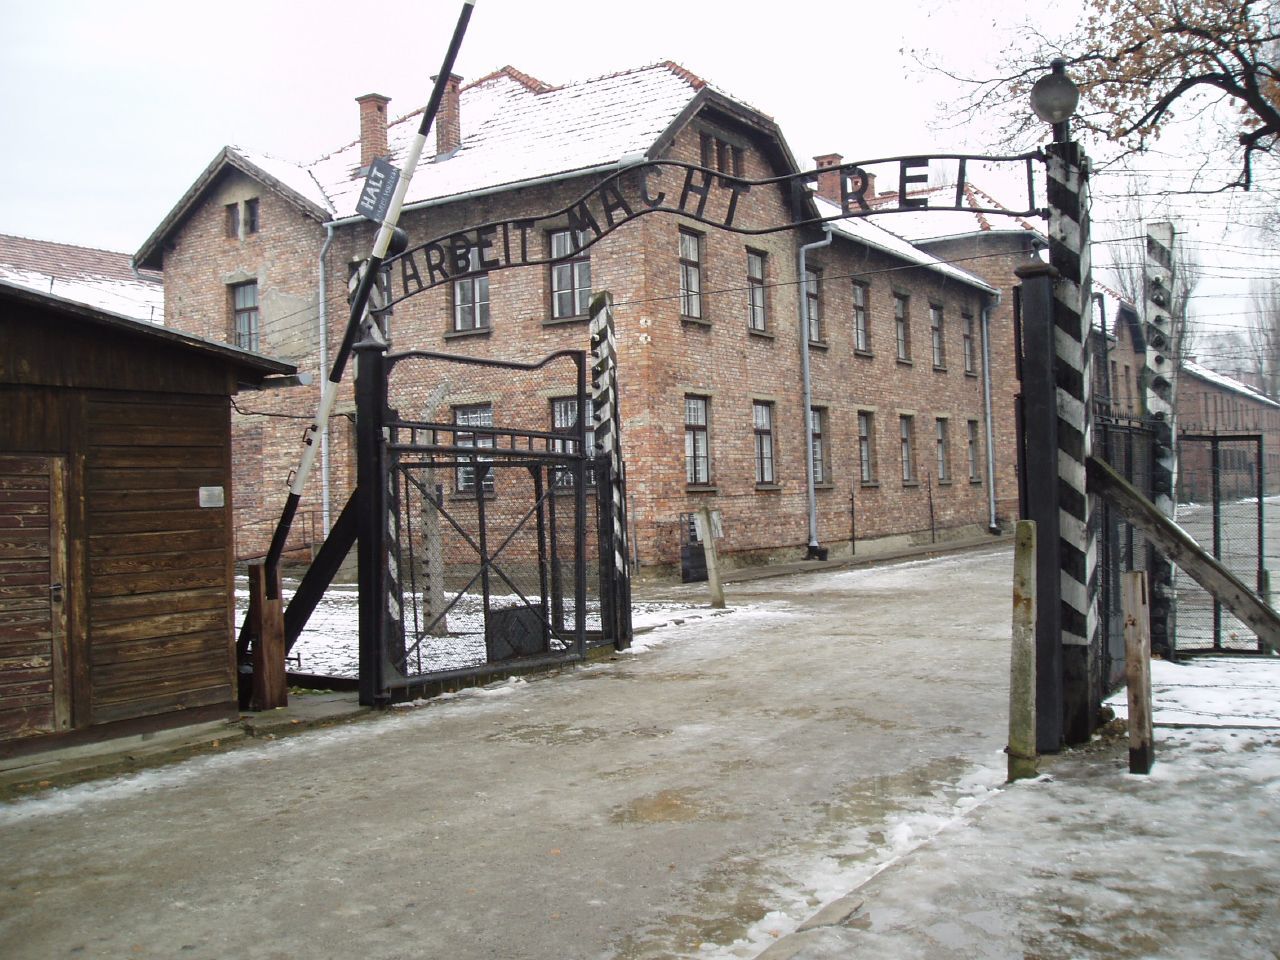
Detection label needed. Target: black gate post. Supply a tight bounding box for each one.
[356,333,390,707]
[1211,437,1223,649]
[1015,261,1064,752]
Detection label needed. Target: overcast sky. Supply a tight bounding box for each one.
[1,0,1273,350]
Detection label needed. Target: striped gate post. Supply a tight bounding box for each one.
[1045,139,1100,743]
[589,292,632,648]
[1143,222,1177,656]
[351,263,402,704]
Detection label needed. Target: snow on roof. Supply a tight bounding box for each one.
[813,196,997,295]
[867,181,1045,246]
[306,63,708,219]
[1182,358,1280,409]
[0,234,163,323]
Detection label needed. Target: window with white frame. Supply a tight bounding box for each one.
[930,305,946,369]
[900,415,916,483]
[805,269,823,342]
[231,281,259,351]
[551,396,595,487]
[935,418,951,481]
[967,419,982,482]
[549,229,591,319]
[894,293,911,361]
[753,401,775,484]
[679,229,703,319]
[454,404,495,493]
[685,395,711,484]
[453,247,490,332]
[962,313,976,373]
[852,281,870,353]
[811,407,828,484]
[858,411,876,484]
[747,249,767,332]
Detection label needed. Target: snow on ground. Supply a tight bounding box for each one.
[1107,656,1280,728]
[235,582,709,678]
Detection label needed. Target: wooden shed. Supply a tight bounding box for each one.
[0,279,294,753]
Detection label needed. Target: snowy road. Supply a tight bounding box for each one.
[0,549,1015,960]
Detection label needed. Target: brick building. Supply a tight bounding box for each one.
[134,62,1024,571]
[1176,359,1280,502]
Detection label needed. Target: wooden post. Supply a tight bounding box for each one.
[1123,570,1154,774]
[249,561,288,711]
[1008,520,1039,782]
[694,506,725,609]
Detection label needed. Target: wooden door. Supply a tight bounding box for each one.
[0,454,71,740]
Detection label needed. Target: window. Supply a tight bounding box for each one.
[858,412,877,484]
[852,281,870,353]
[930,305,946,369]
[685,395,711,484]
[224,203,240,239]
[700,132,744,177]
[245,198,260,235]
[967,420,982,482]
[805,269,823,342]
[811,407,828,484]
[900,415,916,483]
[549,229,591,319]
[935,418,951,481]
[551,396,594,487]
[746,250,767,332]
[231,281,259,351]
[894,293,911,361]
[453,247,490,332]
[454,404,495,493]
[679,229,703,320]
[753,401,775,484]
[962,313,976,373]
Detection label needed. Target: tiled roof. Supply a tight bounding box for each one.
[0,233,163,323]
[813,196,997,295]
[305,61,711,219]
[867,181,1045,245]
[1183,358,1280,409]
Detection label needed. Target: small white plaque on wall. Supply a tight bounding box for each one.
[198,486,226,508]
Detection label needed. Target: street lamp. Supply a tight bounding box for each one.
[1030,59,1080,143]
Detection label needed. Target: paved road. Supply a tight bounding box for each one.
[0,547,1014,960]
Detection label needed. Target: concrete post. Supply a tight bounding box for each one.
[694,506,725,609]
[1008,520,1038,782]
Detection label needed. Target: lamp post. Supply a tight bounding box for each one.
[1030,58,1081,145]
[1020,59,1100,748]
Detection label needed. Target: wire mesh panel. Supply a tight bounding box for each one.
[1095,417,1154,684]
[1175,434,1268,653]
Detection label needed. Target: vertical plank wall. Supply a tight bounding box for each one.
[85,394,234,724]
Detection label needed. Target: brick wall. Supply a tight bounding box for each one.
[159,112,1020,570]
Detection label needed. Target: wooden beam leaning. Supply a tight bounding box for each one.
[1088,455,1280,653]
[1123,570,1154,775]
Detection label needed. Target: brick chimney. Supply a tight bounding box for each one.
[355,93,390,169]
[432,73,463,157]
[814,154,843,204]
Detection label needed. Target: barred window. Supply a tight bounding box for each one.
[454,404,495,493]
[811,407,828,484]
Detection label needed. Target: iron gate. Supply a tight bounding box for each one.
[1174,433,1270,654]
[354,341,630,703]
[1095,416,1155,683]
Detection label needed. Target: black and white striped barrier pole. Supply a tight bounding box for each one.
[589,292,632,648]
[257,0,476,597]
[1144,221,1177,656]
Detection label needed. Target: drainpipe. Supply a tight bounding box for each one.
[799,226,833,558]
[317,222,337,534]
[980,292,1001,533]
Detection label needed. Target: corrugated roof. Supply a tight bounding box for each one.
[0,233,163,323]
